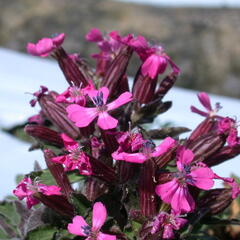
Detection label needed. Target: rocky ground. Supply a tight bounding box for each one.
[0,0,240,98]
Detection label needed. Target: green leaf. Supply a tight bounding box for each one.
[26,226,56,240]
[0,201,20,226]
[26,226,73,240]
[70,193,91,217]
[67,170,85,183]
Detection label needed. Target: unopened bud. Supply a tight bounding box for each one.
[54,47,88,87]
[25,124,64,147]
[39,94,80,139]
[133,68,157,104]
[101,46,133,95]
[198,188,232,215]
[186,133,226,162]
[139,159,157,217]
[204,144,240,167]
[44,149,73,197]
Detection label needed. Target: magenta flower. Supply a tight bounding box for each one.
[151,211,187,239]
[27,33,65,57]
[140,46,180,79]
[68,202,116,240]
[217,117,240,146]
[156,147,214,213]
[112,137,176,164]
[66,87,132,130]
[56,83,94,105]
[51,134,92,175]
[214,174,240,199]
[191,92,222,118]
[13,177,61,209]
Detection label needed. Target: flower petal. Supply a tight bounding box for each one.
[176,147,194,171]
[190,106,208,117]
[98,232,116,240]
[67,104,98,128]
[86,28,103,42]
[107,92,132,111]
[92,202,107,231]
[68,216,88,236]
[141,55,160,79]
[198,92,212,112]
[112,151,147,163]
[151,137,176,157]
[188,167,214,190]
[155,179,179,204]
[171,186,195,213]
[97,112,118,130]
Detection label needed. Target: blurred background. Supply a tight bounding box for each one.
[0,0,240,198]
[1,0,240,97]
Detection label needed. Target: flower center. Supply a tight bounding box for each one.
[82,225,91,236]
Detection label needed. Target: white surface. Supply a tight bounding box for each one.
[0,47,239,199]
[115,0,240,7]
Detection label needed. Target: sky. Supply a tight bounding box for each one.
[116,0,240,7]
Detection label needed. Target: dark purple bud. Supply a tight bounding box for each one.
[44,149,73,197]
[204,144,240,167]
[154,145,177,168]
[101,46,133,95]
[116,161,137,184]
[188,117,217,142]
[133,68,157,104]
[198,188,233,215]
[101,129,118,155]
[139,159,157,218]
[186,133,226,163]
[33,193,74,217]
[88,155,116,183]
[39,94,81,139]
[84,177,108,201]
[54,47,88,87]
[24,124,64,148]
[154,73,177,100]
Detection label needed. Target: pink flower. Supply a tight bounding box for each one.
[86,28,103,42]
[141,46,180,79]
[13,177,61,209]
[56,84,94,105]
[191,92,222,118]
[28,112,44,124]
[214,174,240,199]
[51,134,92,175]
[68,202,116,240]
[66,87,132,130]
[112,137,176,164]
[151,211,187,239]
[217,117,240,147]
[27,33,65,57]
[156,147,214,213]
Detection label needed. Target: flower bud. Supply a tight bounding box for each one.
[204,144,240,167]
[44,149,73,197]
[132,68,157,104]
[54,47,89,87]
[186,133,226,162]
[101,46,133,95]
[154,73,177,100]
[34,193,74,217]
[139,159,157,217]
[198,188,232,215]
[188,117,217,142]
[24,124,64,147]
[39,94,81,139]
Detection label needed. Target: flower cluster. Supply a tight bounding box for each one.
[12,29,240,240]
